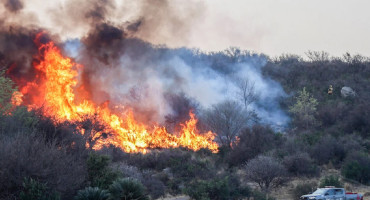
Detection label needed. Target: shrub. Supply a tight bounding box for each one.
[0,133,86,199]
[108,178,148,200]
[227,125,278,166]
[184,177,250,200]
[74,187,109,200]
[0,106,39,135]
[113,162,165,199]
[19,178,60,200]
[319,175,342,188]
[282,153,319,177]
[244,155,287,194]
[310,135,340,165]
[87,153,120,189]
[0,69,17,116]
[289,87,319,129]
[341,151,370,185]
[292,182,317,199]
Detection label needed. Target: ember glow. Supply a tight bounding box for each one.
[12,36,218,153]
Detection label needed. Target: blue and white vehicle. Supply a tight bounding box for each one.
[300,187,363,200]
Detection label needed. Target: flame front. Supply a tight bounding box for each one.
[14,39,218,153]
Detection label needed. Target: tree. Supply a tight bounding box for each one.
[202,100,251,148]
[305,51,330,63]
[236,78,257,109]
[244,155,287,199]
[289,87,319,129]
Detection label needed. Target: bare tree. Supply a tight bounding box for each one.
[236,78,257,109]
[202,100,251,148]
[305,51,330,63]
[244,155,287,199]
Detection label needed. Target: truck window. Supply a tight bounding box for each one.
[326,189,335,196]
[334,189,343,195]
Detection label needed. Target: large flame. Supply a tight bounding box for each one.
[12,36,218,153]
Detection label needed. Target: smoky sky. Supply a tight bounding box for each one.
[0,0,290,128]
[4,0,23,12]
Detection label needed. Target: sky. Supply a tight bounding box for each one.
[4,0,370,57]
[190,0,370,57]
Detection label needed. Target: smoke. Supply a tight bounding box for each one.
[0,0,289,128]
[3,0,23,12]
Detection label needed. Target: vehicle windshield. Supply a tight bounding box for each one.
[312,189,328,195]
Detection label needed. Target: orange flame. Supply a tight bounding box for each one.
[14,38,218,153]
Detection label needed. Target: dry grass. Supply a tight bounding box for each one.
[271,169,370,200]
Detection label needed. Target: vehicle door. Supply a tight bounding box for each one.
[324,189,335,200]
[334,189,344,200]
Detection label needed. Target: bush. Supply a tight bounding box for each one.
[113,162,165,199]
[108,178,148,200]
[227,125,279,166]
[0,133,86,199]
[292,182,317,199]
[124,148,216,183]
[341,151,370,185]
[244,155,287,193]
[87,153,120,189]
[184,177,250,200]
[19,178,60,200]
[74,187,109,200]
[282,153,319,177]
[319,175,342,188]
[0,106,39,135]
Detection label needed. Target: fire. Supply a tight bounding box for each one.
[12,37,218,153]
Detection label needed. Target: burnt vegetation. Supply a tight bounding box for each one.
[0,49,370,200]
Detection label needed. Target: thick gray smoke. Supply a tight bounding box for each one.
[64,29,289,128]
[0,0,289,129]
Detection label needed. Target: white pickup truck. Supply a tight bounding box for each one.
[300,187,363,200]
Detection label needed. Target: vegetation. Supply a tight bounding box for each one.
[289,87,319,129]
[244,155,287,199]
[341,151,370,185]
[0,50,369,199]
[319,175,343,188]
[87,153,120,189]
[108,178,149,200]
[74,187,109,200]
[0,70,17,115]
[292,182,317,199]
[19,178,60,200]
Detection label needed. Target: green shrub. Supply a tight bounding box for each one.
[108,178,148,200]
[319,175,342,188]
[0,70,17,116]
[184,179,229,200]
[74,187,109,200]
[19,177,60,200]
[184,177,250,200]
[87,153,120,189]
[292,182,317,199]
[341,152,370,185]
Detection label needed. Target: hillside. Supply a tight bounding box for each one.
[0,49,369,200]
